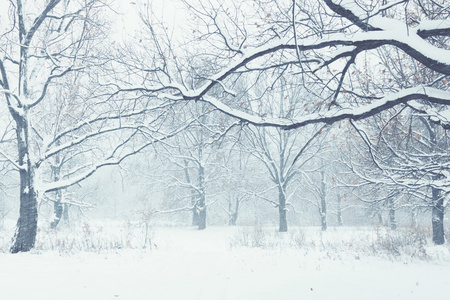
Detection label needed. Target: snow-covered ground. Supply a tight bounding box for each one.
[0,224,449,300]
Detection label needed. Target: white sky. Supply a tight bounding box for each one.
[110,0,184,41]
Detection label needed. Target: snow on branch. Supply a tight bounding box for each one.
[23,0,62,46]
[0,149,22,170]
[139,10,449,130]
[40,117,195,193]
[323,0,383,32]
[199,87,450,130]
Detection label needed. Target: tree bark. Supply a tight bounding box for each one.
[410,207,417,228]
[11,116,38,253]
[63,204,69,223]
[388,198,397,230]
[50,200,63,229]
[320,169,327,231]
[376,212,383,225]
[337,194,343,226]
[228,198,240,226]
[50,154,63,228]
[183,159,200,226]
[192,203,200,226]
[432,186,445,245]
[11,187,38,253]
[278,186,287,232]
[50,191,66,229]
[197,164,206,230]
[198,204,206,230]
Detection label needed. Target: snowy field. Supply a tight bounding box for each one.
[0,224,449,300]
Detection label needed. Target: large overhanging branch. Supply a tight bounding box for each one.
[148,26,448,100]
[195,19,448,91]
[150,85,450,130]
[198,87,450,130]
[135,12,450,129]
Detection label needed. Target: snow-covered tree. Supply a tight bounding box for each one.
[241,76,328,232]
[119,1,449,234]
[347,109,449,243]
[0,0,174,253]
[154,102,238,229]
[127,0,448,126]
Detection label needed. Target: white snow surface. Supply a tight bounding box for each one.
[0,225,449,300]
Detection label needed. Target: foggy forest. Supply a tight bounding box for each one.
[0,0,449,299]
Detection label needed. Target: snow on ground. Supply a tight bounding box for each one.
[0,225,449,300]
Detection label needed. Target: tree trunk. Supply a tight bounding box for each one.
[183,159,200,226]
[11,187,38,253]
[228,198,240,226]
[63,203,69,223]
[11,117,38,253]
[278,187,287,232]
[229,212,238,226]
[320,207,327,231]
[432,186,445,245]
[197,164,206,230]
[192,204,200,226]
[337,194,343,226]
[50,191,68,229]
[410,207,417,228]
[50,140,65,229]
[388,198,397,230]
[377,212,383,225]
[198,204,206,230]
[0,197,5,229]
[50,198,63,229]
[320,169,327,231]
[389,208,397,230]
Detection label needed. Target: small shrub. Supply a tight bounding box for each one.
[288,228,306,249]
[230,225,307,249]
[230,223,271,248]
[371,224,429,259]
[31,221,156,253]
